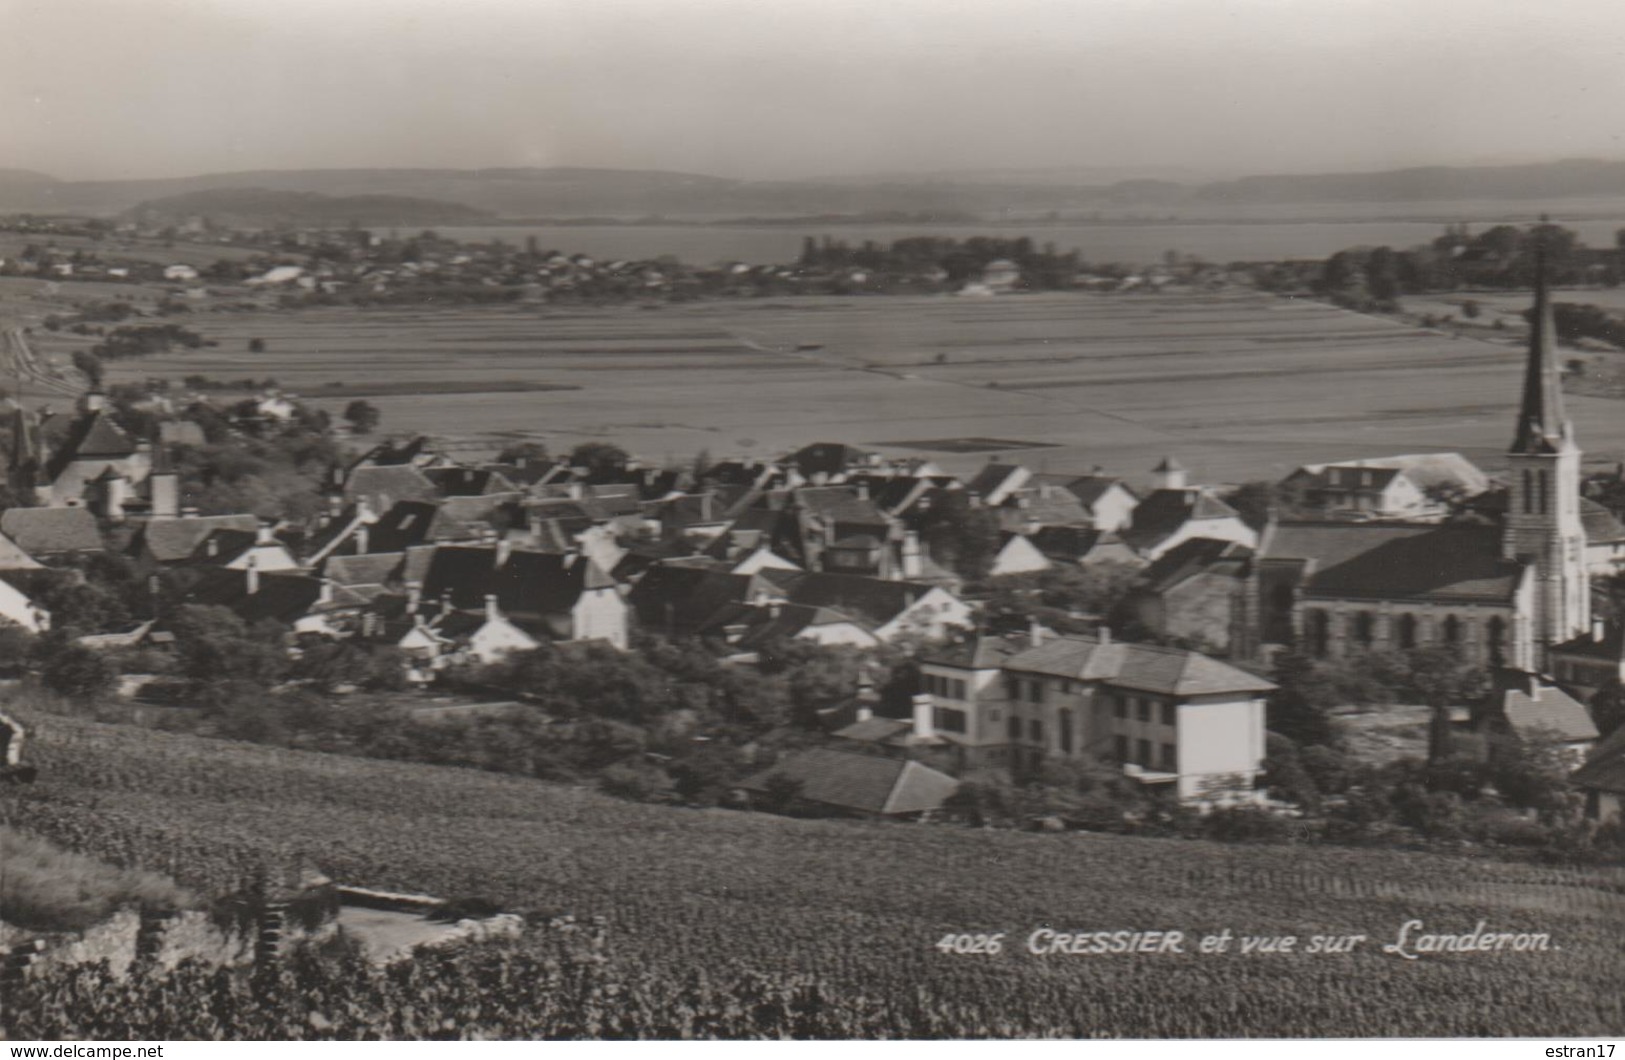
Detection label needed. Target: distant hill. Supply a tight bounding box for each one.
[124,187,493,227]
[3,157,1625,221]
[1196,158,1625,205]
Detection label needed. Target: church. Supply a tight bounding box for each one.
[1240,270,1592,676]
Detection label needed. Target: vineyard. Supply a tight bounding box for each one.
[4,713,1625,1038]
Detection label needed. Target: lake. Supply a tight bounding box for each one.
[425,215,1625,268]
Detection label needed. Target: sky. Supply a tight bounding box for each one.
[4,0,1625,182]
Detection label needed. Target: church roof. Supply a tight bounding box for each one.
[1263,521,1523,604]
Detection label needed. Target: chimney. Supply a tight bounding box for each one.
[440,589,453,615]
[245,555,260,595]
[855,483,869,502]
[318,577,334,605]
[1029,615,1045,647]
[1594,614,1607,641]
[150,471,179,519]
[207,537,220,558]
[405,580,422,613]
[327,493,344,519]
[1098,625,1112,646]
[354,522,370,554]
[485,593,501,622]
[901,530,923,579]
[496,536,513,567]
[256,522,276,546]
[911,693,934,740]
[856,703,873,723]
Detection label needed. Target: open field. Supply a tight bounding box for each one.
[4,713,1625,1037]
[74,289,1625,485]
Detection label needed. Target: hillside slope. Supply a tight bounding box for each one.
[124,187,492,227]
[3,712,1622,1037]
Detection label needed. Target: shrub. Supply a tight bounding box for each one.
[598,760,670,802]
[0,827,192,932]
[1198,806,1294,843]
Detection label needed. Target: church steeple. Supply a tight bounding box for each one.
[1501,223,1588,670]
[1510,245,1571,455]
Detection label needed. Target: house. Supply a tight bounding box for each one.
[0,529,44,571]
[1479,670,1599,763]
[1125,538,1253,654]
[128,513,261,568]
[916,628,1275,802]
[1574,726,1625,824]
[1581,499,1625,576]
[785,442,880,484]
[966,462,1031,507]
[694,600,880,651]
[490,548,628,650]
[1032,474,1140,532]
[0,506,103,559]
[1121,459,1257,560]
[771,571,973,642]
[186,523,301,572]
[37,392,153,508]
[1030,526,1144,568]
[181,567,363,636]
[1281,453,1490,521]
[343,464,440,514]
[1550,619,1625,707]
[988,532,1053,577]
[739,748,960,818]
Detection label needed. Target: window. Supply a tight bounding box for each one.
[1538,470,1549,515]
[1004,675,1019,700]
[1137,739,1152,766]
[1029,720,1044,744]
[951,678,967,700]
[921,674,937,696]
[1007,715,1021,742]
[1306,609,1330,658]
[1161,702,1176,727]
[989,708,1002,722]
[1028,681,1043,704]
[1059,709,1074,754]
[1522,470,1533,514]
[1160,743,1177,771]
[1397,613,1417,650]
[934,708,967,734]
[1113,696,1127,720]
[1443,615,1461,645]
[1114,735,1129,762]
[1353,611,1375,647]
[1136,699,1150,723]
[1487,616,1506,661]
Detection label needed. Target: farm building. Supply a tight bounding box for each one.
[740,748,960,818]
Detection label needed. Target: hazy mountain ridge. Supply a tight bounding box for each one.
[124,187,493,227]
[3,158,1624,221]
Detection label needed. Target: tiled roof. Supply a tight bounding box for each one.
[832,716,914,743]
[1264,521,1522,603]
[0,507,102,554]
[1551,622,1624,662]
[1122,488,1243,552]
[1138,538,1253,594]
[419,545,501,611]
[966,463,1026,498]
[133,514,259,563]
[423,467,516,497]
[628,564,767,633]
[695,600,870,648]
[0,529,44,570]
[183,569,324,624]
[740,749,959,815]
[920,632,1030,670]
[46,410,136,478]
[787,442,874,479]
[777,572,940,628]
[492,549,615,619]
[1500,685,1600,743]
[1003,633,1276,696]
[1030,525,1106,561]
[1032,473,1133,508]
[324,551,405,588]
[1581,499,1625,543]
[344,465,439,511]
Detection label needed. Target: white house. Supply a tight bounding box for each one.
[917,628,1275,803]
[988,533,1053,577]
[0,577,49,632]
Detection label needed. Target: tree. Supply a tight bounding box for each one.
[71,350,104,387]
[343,400,380,435]
[1266,651,1342,747]
[1590,679,1625,739]
[40,644,117,701]
[913,491,1001,580]
[568,442,630,477]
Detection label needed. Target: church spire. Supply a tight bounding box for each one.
[1510,233,1571,455]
